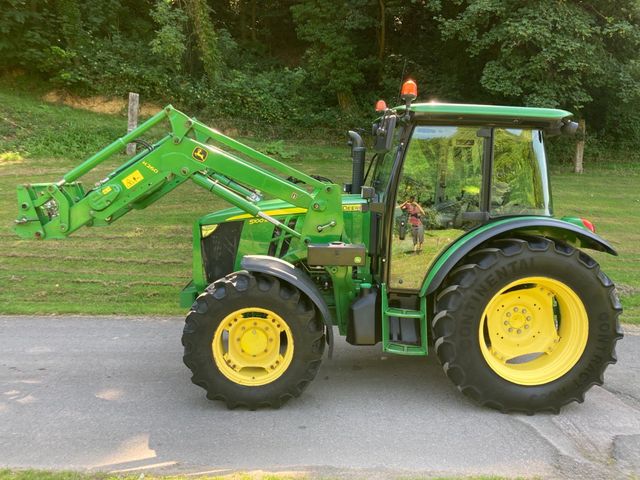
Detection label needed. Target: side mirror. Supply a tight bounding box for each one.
[561,120,579,136]
[544,119,579,137]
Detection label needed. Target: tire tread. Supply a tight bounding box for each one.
[182,271,324,410]
[432,236,623,413]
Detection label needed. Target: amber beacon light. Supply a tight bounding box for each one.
[401,79,418,102]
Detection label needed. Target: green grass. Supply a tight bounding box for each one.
[550,166,640,323]
[0,84,638,323]
[0,470,534,480]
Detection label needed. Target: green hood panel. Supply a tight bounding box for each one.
[198,194,367,225]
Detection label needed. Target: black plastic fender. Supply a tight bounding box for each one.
[240,255,334,357]
[423,217,618,296]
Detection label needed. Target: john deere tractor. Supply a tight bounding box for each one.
[14,81,622,413]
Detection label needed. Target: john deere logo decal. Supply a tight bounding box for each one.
[192,147,208,162]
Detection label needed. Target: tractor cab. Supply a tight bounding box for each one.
[370,103,568,291]
[347,81,616,369]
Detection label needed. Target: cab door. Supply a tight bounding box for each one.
[388,125,486,291]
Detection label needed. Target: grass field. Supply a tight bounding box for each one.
[1,86,638,323]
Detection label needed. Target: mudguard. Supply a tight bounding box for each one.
[240,255,335,357]
[421,216,618,296]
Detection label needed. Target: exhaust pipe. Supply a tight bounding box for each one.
[348,130,365,195]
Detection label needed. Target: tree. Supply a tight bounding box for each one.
[150,0,188,73]
[183,0,220,81]
[291,0,375,109]
[432,0,640,113]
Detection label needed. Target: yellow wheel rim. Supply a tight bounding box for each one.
[479,276,588,386]
[212,307,294,387]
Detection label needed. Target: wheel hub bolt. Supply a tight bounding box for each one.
[524,325,529,329]
[517,329,522,334]
[504,321,509,325]
[506,312,512,318]
[526,316,531,321]
[513,307,519,312]
[522,308,527,314]
[508,327,513,332]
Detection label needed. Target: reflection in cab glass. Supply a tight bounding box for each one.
[492,128,550,216]
[390,126,484,290]
[389,125,551,291]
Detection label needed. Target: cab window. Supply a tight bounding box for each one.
[491,128,550,216]
[389,126,484,290]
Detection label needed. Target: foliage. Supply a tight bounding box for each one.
[2,0,640,144]
[291,0,376,109]
[149,0,188,71]
[183,0,221,81]
[431,0,640,130]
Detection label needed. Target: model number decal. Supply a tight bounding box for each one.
[122,170,144,189]
[142,161,158,173]
[343,204,362,212]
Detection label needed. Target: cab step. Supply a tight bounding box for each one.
[381,283,428,355]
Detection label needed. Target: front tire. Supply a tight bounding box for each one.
[182,271,325,409]
[433,236,623,413]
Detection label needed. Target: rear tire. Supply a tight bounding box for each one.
[432,236,623,413]
[182,271,325,409]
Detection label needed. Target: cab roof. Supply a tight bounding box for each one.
[397,103,573,128]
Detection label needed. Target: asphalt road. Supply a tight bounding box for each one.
[1,316,639,479]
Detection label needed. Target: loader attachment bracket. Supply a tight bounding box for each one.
[15,182,86,239]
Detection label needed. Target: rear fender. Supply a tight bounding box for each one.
[420,217,617,297]
[240,255,334,357]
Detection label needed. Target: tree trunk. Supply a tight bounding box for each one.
[337,91,353,110]
[239,0,247,42]
[250,0,257,42]
[377,0,386,61]
[184,0,219,81]
[574,119,585,174]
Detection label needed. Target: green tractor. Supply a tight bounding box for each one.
[14,81,622,413]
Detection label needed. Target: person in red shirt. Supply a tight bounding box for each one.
[399,195,426,252]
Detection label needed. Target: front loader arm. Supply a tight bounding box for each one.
[14,106,344,244]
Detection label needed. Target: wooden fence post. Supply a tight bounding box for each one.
[574,118,585,174]
[126,92,139,156]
